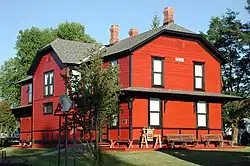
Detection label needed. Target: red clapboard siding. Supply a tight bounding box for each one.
[33,53,66,141]
[132,36,221,93]
[131,99,221,140]
[21,84,29,106]
[20,117,32,141]
[119,55,129,88]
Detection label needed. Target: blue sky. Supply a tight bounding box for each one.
[0,0,249,66]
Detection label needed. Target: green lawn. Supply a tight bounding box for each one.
[1,147,54,157]
[4,147,250,166]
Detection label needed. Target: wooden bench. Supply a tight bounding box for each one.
[165,134,200,148]
[201,134,233,147]
[109,139,133,148]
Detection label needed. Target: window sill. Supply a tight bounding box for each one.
[152,85,164,88]
[44,94,54,98]
[43,112,53,115]
[109,126,119,129]
[194,88,205,91]
[197,127,208,129]
[149,125,161,129]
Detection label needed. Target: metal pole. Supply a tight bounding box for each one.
[65,114,68,166]
[73,115,76,166]
[58,116,61,166]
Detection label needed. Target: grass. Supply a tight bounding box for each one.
[1,147,54,157]
[3,147,250,166]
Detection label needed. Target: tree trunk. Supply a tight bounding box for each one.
[99,121,103,143]
[95,108,100,166]
[232,123,239,145]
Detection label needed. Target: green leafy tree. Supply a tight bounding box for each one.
[0,22,96,107]
[62,46,121,165]
[246,0,250,13]
[0,100,17,135]
[150,14,161,30]
[203,10,250,144]
[57,22,96,43]
[0,58,21,106]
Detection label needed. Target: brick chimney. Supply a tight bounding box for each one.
[109,25,120,44]
[128,28,138,37]
[163,7,174,25]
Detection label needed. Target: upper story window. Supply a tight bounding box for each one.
[44,71,54,96]
[149,98,161,127]
[194,62,205,91]
[28,83,32,103]
[196,102,208,128]
[110,59,118,66]
[152,57,164,87]
[43,102,53,114]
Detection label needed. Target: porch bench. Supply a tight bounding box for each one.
[109,139,133,148]
[165,134,200,148]
[201,134,233,147]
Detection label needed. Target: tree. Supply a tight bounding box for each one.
[57,22,96,43]
[0,100,17,135]
[246,0,250,13]
[150,14,160,30]
[0,22,96,107]
[62,46,121,165]
[0,58,21,106]
[203,10,250,144]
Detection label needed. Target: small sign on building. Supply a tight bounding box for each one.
[175,57,184,63]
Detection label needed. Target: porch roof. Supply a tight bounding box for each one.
[11,104,32,118]
[121,87,242,102]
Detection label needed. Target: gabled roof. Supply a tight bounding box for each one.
[104,22,195,56]
[103,22,227,64]
[40,38,95,64]
[27,39,95,75]
[27,22,227,76]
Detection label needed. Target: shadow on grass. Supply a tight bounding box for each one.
[5,148,54,157]
[158,148,250,166]
[24,150,135,166]
[103,152,135,166]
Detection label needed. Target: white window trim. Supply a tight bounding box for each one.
[149,98,161,126]
[196,102,208,128]
[152,57,164,87]
[194,63,204,90]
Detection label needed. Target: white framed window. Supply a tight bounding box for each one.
[149,98,161,126]
[43,102,53,114]
[44,71,54,96]
[196,102,208,127]
[28,83,32,103]
[194,62,204,90]
[152,57,164,86]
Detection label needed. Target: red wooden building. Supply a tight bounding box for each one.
[11,7,241,148]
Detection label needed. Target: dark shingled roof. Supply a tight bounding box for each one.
[17,75,33,84]
[121,87,242,100]
[103,22,196,56]
[41,38,95,64]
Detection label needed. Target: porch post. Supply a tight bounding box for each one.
[128,98,134,140]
